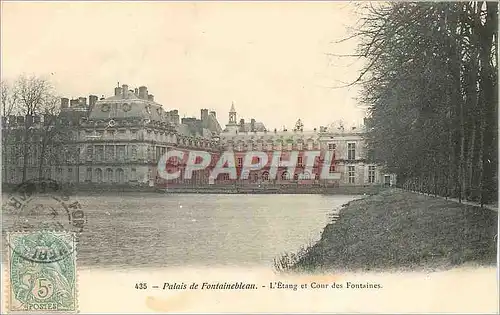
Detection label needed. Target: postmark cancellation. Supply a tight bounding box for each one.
[6,231,78,313]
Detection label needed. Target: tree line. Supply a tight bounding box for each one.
[353,2,498,205]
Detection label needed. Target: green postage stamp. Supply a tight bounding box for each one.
[6,231,78,313]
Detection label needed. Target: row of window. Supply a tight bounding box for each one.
[85,130,213,148]
[234,156,335,172]
[231,142,320,151]
[85,168,136,183]
[216,170,314,181]
[347,165,376,184]
[230,142,356,159]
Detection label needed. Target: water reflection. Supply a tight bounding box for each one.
[3,193,360,269]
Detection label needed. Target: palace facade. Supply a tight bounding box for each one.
[213,105,396,187]
[1,83,396,188]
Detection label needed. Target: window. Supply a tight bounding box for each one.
[303,171,311,180]
[95,146,104,161]
[86,168,92,182]
[297,156,303,166]
[287,143,292,151]
[281,171,290,180]
[328,143,336,151]
[297,142,303,151]
[87,145,94,160]
[266,142,272,151]
[117,145,126,161]
[348,166,355,184]
[329,165,336,173]
[307,142,313,150]
[130,168,137,181]
[368,166,376,183]
[116,168,125,184]
[348,143,356,160]
[67,168,73,182]
[237,157,243,167]
[106,168,113,183]
[131,145,138,160]
[95,168,103,183]
[105,146,114,161]
[241,170,249,179]
[262,171,269,181]
[252,173,258,182]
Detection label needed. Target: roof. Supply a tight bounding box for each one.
[220,130,321,143]
[88,91,167,122]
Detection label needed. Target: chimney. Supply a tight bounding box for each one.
[122,84,128,98]
[134,88,139,95]
[79,97,87,106]
[69,99,78,107]
[89,95,98,107]
[209,111,216,118]
[201,109,209,121]
[114,87,122,96]
[250,118,256,132]
[139,86,148,99]
[148,94,154,102]
[61,98,69,109]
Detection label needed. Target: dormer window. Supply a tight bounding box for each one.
[122,103,131,112]
[101,104,110,112]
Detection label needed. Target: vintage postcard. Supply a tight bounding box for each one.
[1,1,498,314]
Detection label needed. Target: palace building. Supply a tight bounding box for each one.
[215,105,396,187]
[1,83,396,188]
[2,83,222,187]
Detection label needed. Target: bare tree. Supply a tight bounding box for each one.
[1,80,20,173]
[5,75,58,182]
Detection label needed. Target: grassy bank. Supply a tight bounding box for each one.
[280,189,498,273]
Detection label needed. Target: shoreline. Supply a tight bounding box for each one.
[283,189,498,273]
[1,183,388,196]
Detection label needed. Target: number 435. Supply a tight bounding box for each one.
[135,283,147,289]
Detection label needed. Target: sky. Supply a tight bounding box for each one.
[1,1,368,130]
